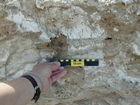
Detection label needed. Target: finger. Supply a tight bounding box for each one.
[50,68,67,83]
[48,62,61,71]
[51,67,64,77]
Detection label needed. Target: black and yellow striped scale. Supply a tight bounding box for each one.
[58,59,99,66]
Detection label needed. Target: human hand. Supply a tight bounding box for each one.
[29,62,67,92]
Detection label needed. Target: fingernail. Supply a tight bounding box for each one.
[60,67,64,69]
[62,70,67,76]
[49,61,60,66]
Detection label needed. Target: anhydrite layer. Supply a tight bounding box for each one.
[0,0,140,104]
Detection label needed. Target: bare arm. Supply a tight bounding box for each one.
[0,62,67,105]
[0,78,34,105]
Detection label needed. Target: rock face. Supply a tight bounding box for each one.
[0,0,140,104]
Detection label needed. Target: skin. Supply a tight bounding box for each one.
[0,62,67,105]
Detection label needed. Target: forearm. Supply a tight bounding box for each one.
[0,77,34,105]
[0,62,66,105]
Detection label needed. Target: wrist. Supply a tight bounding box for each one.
[28,74,43,92]
[20,77,35,99]
[27,71,46,92]
[21,75,41,102]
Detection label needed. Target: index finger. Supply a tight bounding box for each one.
[48,62,61,71]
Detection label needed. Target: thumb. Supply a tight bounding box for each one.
[49,62,61,71]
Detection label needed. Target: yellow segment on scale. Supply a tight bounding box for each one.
[60,60,64,62]
[92,59,95,61]
[66,59,69,62]
[71,59,84,66]
[86,59,90,61]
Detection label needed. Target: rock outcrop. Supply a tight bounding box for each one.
[0,0,140,104]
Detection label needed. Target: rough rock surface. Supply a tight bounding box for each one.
[0,0,140,105]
